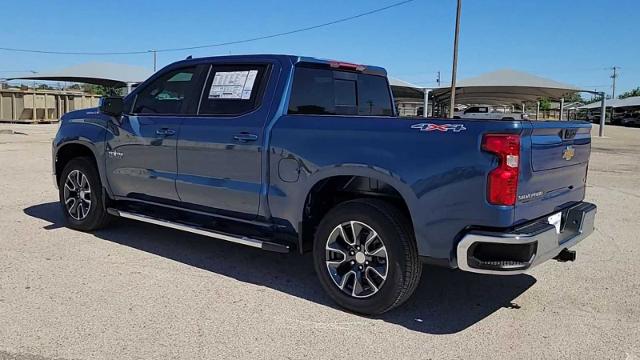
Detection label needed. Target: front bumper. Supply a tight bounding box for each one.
[456,202,597,275]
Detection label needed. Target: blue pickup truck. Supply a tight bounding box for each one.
[52,54,596,314]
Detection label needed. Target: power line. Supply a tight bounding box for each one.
[0,0,415,56]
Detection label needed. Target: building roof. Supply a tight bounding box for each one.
[432,69,582,105]
[388,76,423,89]
[388,76,425,99]
[578,96,640,109]
[8,62,153,88]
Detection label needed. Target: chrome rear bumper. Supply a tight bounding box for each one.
[456,202,597,275]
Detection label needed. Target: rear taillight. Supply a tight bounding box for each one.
[482,134,521,206]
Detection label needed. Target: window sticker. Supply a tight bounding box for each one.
[209,70,259,100]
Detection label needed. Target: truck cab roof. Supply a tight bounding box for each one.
[166,54,387,77]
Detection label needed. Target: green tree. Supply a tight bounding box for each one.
[562,93,585,103]
[618,87,640,99]
[539,98,551,111]
[80,84,119,96]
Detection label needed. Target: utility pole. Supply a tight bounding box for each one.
[449,0,462,118]
[610,66,619,99]
[436,71,441,87]
[150,50,157,72]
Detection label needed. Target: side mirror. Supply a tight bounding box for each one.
[99,96,124,117]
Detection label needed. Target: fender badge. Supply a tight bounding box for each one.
[107,150,124,159]
[411,123,467,133]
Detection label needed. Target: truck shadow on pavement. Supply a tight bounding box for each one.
[24,202,537,335]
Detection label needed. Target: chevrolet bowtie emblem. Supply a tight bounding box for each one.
[562,146,575,161]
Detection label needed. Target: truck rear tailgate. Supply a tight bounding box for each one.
[515,121,592,224]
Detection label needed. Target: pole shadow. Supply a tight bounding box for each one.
[24,202,536,334]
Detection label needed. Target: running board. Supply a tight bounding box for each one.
[107,208,289,253]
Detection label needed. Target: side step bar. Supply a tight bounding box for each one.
[107,208,290,253]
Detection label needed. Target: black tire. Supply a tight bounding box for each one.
[58,157,112,231]
[313,199,421,315]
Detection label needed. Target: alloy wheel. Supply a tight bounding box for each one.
[63,170,92,220]
[325,221,389,298]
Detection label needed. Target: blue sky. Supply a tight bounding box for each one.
[0,0,638,95]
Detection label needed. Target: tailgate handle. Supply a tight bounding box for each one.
[562,129,578,140]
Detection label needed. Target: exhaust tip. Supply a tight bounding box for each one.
[554,249,576,262]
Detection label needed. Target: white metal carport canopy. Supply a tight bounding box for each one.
[431,69,582,105]
[578,96,640,109]
[7,62,153,89]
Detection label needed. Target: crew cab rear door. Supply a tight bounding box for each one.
[175,60,279,220]
[105,65,206,203]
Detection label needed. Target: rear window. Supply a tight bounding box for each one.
[288,66,393,116]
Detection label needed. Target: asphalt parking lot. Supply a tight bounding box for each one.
[0,123,638,360]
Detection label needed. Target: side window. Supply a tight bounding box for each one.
[288,66,393,116]
[288,67,335,115]
[198,65,267,116]
[478,107,489,113]
[132,66,199,115]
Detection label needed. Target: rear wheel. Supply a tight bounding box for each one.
[313,199,421,315]
[58,157,111,231]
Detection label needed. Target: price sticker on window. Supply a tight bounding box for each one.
[209,70,258,100]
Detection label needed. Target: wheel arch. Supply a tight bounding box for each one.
[296,166,417,254]
[54,141,105,191]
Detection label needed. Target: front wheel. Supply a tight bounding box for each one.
[58,157,112,231]
[313,199,422,315]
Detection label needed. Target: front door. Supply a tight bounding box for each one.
[176,62,277,219]
[105,65,205,203]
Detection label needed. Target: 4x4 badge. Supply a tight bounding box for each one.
[411,123,467,133]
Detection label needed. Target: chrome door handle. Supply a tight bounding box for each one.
[156,128,176,136]
[233,133,258,142]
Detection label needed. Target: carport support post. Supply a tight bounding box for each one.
[559,98,565,121]
[599,92,606,137]
[423,88,430,118]
[536,101,540,120]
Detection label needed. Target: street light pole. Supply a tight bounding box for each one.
[449,0,462,118]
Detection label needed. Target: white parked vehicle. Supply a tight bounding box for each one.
[453,106,528,120]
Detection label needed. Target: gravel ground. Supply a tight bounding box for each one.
[0,123,638,360]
